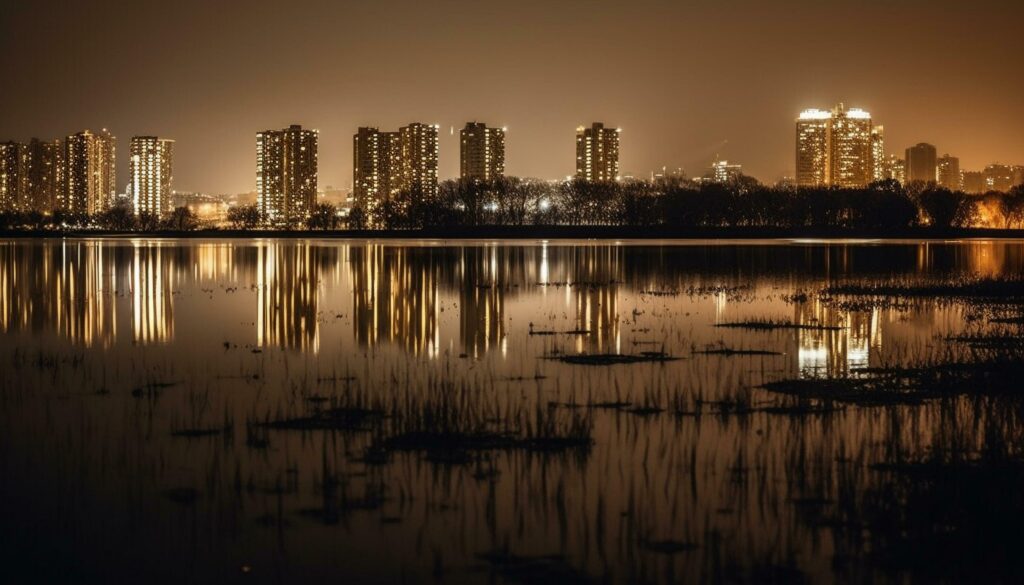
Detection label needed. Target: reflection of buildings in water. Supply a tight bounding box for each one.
[458,247,506,358]
[567,246,621,353]
[915,241,1022,277]
[349,245,438,356]
[193,243,237,282]
[795,298,881,377]
[256,243,320,351]
[0,242,117,347]
[131,244,175,344]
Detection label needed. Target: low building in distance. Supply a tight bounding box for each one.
[460,122,505,181]
[257,125,318,226]
[706,160,743,183]
[576,123,620,182]
[905,143,937,184]
[962,171,986,194]
[984,164,1015,192]
[129,136,174,217]
[937,154,961,190]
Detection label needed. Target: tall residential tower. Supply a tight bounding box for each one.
[460,122,505,181]
[129,136,174,217]
[575,123,620,182]
[61,129,116,215]
[795,104,878,188]
[257,125,318,225]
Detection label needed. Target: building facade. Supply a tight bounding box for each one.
[795,110,830,186]
[871,126,885,182]
[129,136,174,217]
[460,122,505,181]
[937,154,961,191]
[795,104,877,188]
[575,123,620,182]
[707,160,743,183]
[257,125,318,225]
[353,123,438,217]
[398,123,439,198]
[62,129,116,215]
[0,142,26,212]
[25,139,64,213]
[984,164,1014,192]
[905,143,937,184]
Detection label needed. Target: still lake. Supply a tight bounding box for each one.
[1,238,1021,583]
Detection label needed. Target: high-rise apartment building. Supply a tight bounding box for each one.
[795,104,876,187]
[25,138,63,213]
[61,129,116,215]
[795,110,830,186]
[826,105,874,188]
[460,122,505,181]
[937,155,961,191]
[129,136,174,217]
[883,155,906,184]
[575,123,620,182]
[871,126,885,182]
[353,123,438,215]
[0,142,26,212]
[257,125,318,225]
[398,123,439,198]
[905,143,937,184]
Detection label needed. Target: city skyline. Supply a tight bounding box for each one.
[1,0,1022,194]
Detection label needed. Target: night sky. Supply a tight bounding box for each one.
[1,0,1021,194]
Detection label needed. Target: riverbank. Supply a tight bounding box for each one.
[4,225,1024,240]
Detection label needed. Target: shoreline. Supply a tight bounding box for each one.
[3,226,1024,241]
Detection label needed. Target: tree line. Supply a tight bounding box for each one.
[3,177,1024,232]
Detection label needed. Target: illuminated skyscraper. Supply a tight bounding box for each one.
[129,136,174,217]
[398,123,439,198]
[795,110,830,186]
[826,104,874,187]
[257,125,318,225]
[0,141,26,212]
[871,126,885,182]
[883,155,906,184]
[353,127,383,212]
[353,124,435,219]
[937,154,961,190]
[62,129,116,215]
[575,122,620,182]
[795,104,875,187]
[25,138,63,213]
[460,122,505,181]
[905,143,937,184]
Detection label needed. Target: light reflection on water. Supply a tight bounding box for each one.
[0,238,1021,583]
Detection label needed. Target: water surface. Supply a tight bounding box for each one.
[1,238,1021,583]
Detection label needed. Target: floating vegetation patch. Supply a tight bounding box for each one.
[824,277,1024,304]
[763,359,1024,405]
[475,549,594,585]
[545,351,681,365]
[715,319,843,332]
[256,407,385,432]
[693,347,783,357]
